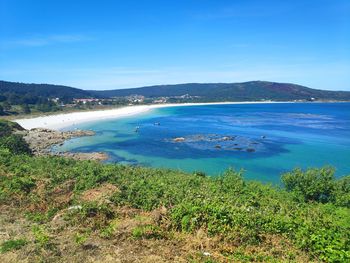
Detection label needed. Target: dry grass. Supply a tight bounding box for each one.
[0,201,312,263]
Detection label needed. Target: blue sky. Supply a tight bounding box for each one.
[0,0,349,90]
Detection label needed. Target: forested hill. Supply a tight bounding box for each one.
[1,80,350,102]
[91,81,350,101]
[0,81,92,102]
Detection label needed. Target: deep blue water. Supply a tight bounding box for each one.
[54,103,350,183]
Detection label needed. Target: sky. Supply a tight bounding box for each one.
[0,0,349,91]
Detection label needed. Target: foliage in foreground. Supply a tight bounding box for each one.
[282,166,350,207]
[0,146,349,262]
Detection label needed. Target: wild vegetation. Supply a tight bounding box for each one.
[0,120,349,262]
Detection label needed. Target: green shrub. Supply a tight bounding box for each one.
[281,167,336,203]
[66,202,115,230]
[0,120,24,137]
[333,176,350,207]
[293,208,350,262]
[193,171,206,177]
[0,134,32,155]
[0,174,36,200]
[132,225,164,239]
[74,232,89,246]
[25,208,59,223]
[0,239,27,253]
[32,226,51,248]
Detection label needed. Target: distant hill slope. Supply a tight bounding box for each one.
[0,80,92,99]
[90,81,350,101]
[1,80,350,102]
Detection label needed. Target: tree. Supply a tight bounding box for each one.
[8,93,22,104]
[2,101,11,111]
[21,104,31,114]
[0,105,4,115]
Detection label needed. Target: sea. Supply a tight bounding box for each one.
[53,102,350,184]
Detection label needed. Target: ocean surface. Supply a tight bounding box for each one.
[54,102,350,183]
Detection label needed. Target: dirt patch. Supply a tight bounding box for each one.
[80,183,119,204]
[51,180,76,206]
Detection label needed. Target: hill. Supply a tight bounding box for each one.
[91,81,350,101]
[0,80,92,102]
[1,80,350,103]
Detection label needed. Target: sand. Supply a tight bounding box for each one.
[14,101,289,130]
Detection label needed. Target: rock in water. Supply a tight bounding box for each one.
[173,137,185,142]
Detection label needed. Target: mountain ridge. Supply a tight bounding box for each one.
[89,80,350,101]
[1,80,350,102]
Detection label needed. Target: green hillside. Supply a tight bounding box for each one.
[0,81,98,116]
[0,80,92,104]
[1,80,350,103]
[91,81,350,101]
[1,80,350,116]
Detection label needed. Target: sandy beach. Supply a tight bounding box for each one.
[15,101,289,130]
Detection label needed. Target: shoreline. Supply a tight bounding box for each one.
[15,101,292,130]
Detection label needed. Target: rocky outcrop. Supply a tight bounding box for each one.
[19,128,94,154]
[17,128,108,161]
[54,151,108,161]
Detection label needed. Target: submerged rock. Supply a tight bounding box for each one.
[173,137,185,142]
[168,133,261,153]
[232,147,243,151]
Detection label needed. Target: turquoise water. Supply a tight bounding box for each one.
[54,103,350,183]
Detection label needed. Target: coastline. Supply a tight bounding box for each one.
[15,101,291,130]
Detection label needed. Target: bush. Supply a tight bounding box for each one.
[0,134,32,155]
[32,226,51,248]
[334,176,350,207]
[132,225,164,240]
[66,202,115,230]
[0,120,24,137]
[281,167,336,203]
